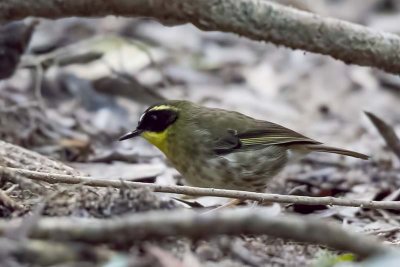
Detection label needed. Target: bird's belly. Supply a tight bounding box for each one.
[176,146,289,192]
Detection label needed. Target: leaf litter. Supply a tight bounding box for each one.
[2,2,400,266]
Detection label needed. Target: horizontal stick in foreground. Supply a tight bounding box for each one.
[1,166,400,210]
[0,208,388,258]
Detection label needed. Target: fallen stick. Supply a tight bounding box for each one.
[366,112,400,161]
[0,237,114,265]
[0,208,388,258]
[0,140,82,193]
[0,189,23,210]
[2,166,400,210]
[1,0,400,74]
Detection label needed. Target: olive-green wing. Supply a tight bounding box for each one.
[213,121,321,155]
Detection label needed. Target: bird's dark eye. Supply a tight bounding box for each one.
[137,109,178,132]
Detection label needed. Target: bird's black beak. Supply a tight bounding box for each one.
[118,129,143,141]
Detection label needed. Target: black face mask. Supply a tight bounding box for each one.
[119,108,178,141]
[137,109,178,132]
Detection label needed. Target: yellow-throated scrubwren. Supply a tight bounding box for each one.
[119,100,368,192]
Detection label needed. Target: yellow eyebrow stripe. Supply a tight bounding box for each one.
[149,105,178,111]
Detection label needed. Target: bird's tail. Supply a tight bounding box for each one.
[304,144,369,160]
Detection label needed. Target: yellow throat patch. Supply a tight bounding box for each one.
[141,130,169,154]
[139,104,178,155]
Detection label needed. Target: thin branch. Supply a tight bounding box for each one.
[0,140,81,194]
[0,238,114,265]
[0,189,22,211]
[0,208,389,258]
[0,101,40,113]
[0,20,37,79]
[33,62,45,112]
[2,166,400,210]
[1,0,400,73]
[364,227,400,236]
[5,201,45,241]
[0,140,80,175]
[365,111,400,161]
[19,36,105,69]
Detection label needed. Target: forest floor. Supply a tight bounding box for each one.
[1,1,400,266]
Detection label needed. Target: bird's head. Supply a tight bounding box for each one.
[119,101,188,153]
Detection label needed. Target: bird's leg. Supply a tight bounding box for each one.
[221,198,242,208]
[202,198,242,214]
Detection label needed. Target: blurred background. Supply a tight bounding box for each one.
[2,0,400,265]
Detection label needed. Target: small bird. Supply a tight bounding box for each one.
[119,100,368,192]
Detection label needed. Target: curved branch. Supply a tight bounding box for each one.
[2,166,400,210]
[0,208,388,258]
[1,0,400,73]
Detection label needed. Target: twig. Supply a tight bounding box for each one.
[124,38,171,89]
[4,201,45,241]
[33,62,45,111]
[0,208,388,258]
[376,209,400,227]
[146,245,187,267]
[19,36,106,69]
[0,237,114,265]
[2,166,400,210]
[383,188,400,202]
[365,227,400,236]
[21,50,103,69]
[0,20,37,79]
[0,140,81,194]
[0,140,80,175]
[2,1,400,73]
[365,111,400,161]
[226,238,263,267]
[2,172,46,195]
[0,101,39,113]
[0,189,22,210]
